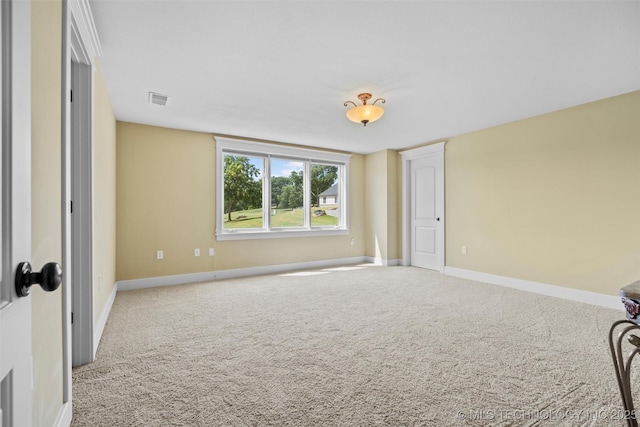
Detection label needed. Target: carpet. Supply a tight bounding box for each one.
[72,265,628,426]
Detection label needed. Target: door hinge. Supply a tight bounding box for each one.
[71,312,74,324]
[70,89,73,102]
[70,200,73,213]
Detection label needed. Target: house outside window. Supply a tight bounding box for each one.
[319,183,338,206]
[216,137,350,241]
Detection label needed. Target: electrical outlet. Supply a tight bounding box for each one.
[157,250,164,260]
[209,248,215,256]
[194,248,200,257]
[350,238,355,246]
[461,246,467,255]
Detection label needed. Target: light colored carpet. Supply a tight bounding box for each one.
[72,265,628,426]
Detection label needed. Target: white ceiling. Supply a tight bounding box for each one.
[90,1,640,154]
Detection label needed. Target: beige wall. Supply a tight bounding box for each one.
[31,1,63,425]
[116,122,366,281]
[364,149,400,263]
[387,150,400,261]
[365,151,385,260]
[445,90,640,295]
[92,60,117,324]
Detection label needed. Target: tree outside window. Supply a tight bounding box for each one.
[223,155,263,228]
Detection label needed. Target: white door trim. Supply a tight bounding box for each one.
[68,0,103,64]
[62,0,103,398]
[400,142,446,271]
[61,0,73,410]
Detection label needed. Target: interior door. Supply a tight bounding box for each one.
[0,0,33,425]
[410,154,443,270]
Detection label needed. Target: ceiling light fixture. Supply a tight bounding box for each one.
[343,93,386,126]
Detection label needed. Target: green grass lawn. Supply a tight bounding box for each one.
[224,207,338,229]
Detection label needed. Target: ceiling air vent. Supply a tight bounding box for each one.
[148,92,169,106]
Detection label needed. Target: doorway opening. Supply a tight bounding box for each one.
[62,0,103,370]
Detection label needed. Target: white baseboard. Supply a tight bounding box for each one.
[365,256,401,266]
[117,270,217,291]
[53,401,72,427]
[444,266,622,311]
[116,256,368,291]
[93,283,117,357]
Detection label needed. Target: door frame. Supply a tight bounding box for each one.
[62,0,102,370]
[70,60,94,366]
[400,142,446,271]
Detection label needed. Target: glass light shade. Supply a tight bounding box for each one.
[346,104,384,125]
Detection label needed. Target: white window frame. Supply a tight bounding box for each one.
[216,137,350,241]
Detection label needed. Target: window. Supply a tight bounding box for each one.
[216,137,350,240]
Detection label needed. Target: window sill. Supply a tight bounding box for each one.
[216,228,349,241]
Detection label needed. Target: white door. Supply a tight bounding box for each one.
[410,153,444,270]
[0,1,33,425]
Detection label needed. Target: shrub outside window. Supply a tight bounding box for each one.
[216,137,350,241]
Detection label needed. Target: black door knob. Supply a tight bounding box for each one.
[15,262,62,297]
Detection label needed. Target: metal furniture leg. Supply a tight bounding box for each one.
[609,319,640,427]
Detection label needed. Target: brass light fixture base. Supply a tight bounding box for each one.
[357,93,372,105]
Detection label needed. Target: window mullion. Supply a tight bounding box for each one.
[303,160,310,229]
[264,156,271,231]
[340,164,347,228]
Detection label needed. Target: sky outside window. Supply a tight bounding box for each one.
[248,158,303,178]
